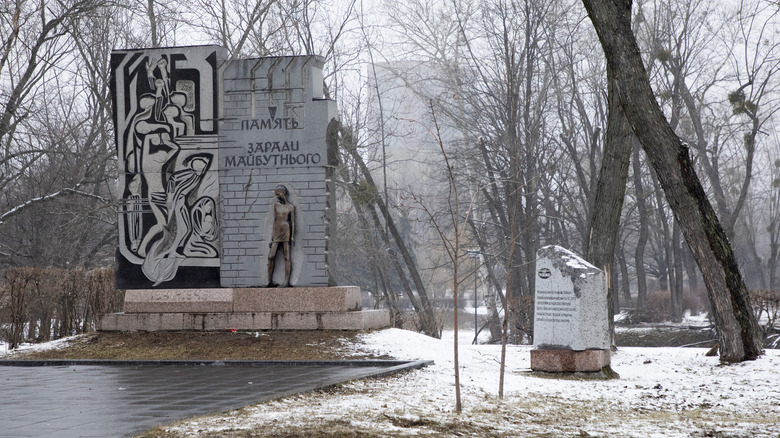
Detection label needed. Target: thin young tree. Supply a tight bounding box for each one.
[412,102,483,414]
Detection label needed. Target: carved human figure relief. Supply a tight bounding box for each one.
[113,48,221,287]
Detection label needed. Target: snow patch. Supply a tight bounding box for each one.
[164,328,780,437]
[0,334,84,358]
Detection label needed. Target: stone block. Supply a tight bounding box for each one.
[360,309,392,330]
[200,313,233,330]
[100,309,389,331]
[123,289,233,313]
[101,285,389,331]
[97,313,186,331]
[530,349,611,373]
[232,286,362,312]
[96,313,121,331]
[227,312,274,329]
[266,312,318,330]
[320,310,390,330]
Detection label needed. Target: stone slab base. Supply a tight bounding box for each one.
[530,349,611,373]
[98,309,390,331]
[123,286,362,313]
[102,286,388,331]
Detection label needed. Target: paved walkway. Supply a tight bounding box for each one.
[0,360,430,437]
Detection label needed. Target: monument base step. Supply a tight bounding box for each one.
[98,309,390,331]
[530,348,611,373]
[122,286,363,313]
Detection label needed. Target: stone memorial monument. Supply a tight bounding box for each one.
[100,45,388,331]
[530,245,611,372]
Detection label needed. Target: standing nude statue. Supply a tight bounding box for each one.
[267,185,295,287]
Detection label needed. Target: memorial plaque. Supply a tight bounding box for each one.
[533,245,609,351]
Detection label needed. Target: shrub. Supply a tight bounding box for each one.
[750,289,780,348]
[0,267,122,349]
[625,290,672,323]
[684,286,709,316]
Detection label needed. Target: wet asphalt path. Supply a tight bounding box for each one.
[0,360,430,437]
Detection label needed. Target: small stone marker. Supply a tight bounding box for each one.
[531,245,610,372]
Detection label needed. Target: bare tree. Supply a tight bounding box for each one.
[1,0,102,190]
[180,0,278,57]
[583,72,632,338]
[411,102,482,413]
[0,0,116,269]
[333,119,441,338]
[630,0,780,298]
[631,138,650,307]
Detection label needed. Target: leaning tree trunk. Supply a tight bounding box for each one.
[341,132,439,338]
[584,74,633,345]
[617,245,632,306]
[581,0,763,362]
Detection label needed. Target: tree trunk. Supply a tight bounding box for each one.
[618,244,632,307]
[485,292,503,343]
[632,139,649,307]
[584,74,632,344]
[671,222,684,323]
[581,0,763,362]
[611,258,620,315]
[506,179,526,343]
[683,244,700,304]
[770,212,780,291]
[468,218,505,343]
[650,170,672,294]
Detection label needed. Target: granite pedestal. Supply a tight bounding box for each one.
[98,286,390,331]
[529,349,610,372]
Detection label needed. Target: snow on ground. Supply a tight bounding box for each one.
[164,328,780,437]
[0,335,83,357]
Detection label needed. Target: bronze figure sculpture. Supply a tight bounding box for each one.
[267,185,295,287]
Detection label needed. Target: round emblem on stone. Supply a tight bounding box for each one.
[538,268,551,279]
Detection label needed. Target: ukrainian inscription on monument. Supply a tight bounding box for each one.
[219,55,337,288]
[531,245,611,372]
[535,265,577,327]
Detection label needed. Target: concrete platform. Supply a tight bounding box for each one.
[530,348,611,372]
[100,286,390,331]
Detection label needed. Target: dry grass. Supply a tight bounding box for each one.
[139,389,780,438]
[140,411,506,438]
[0,330,391,361]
